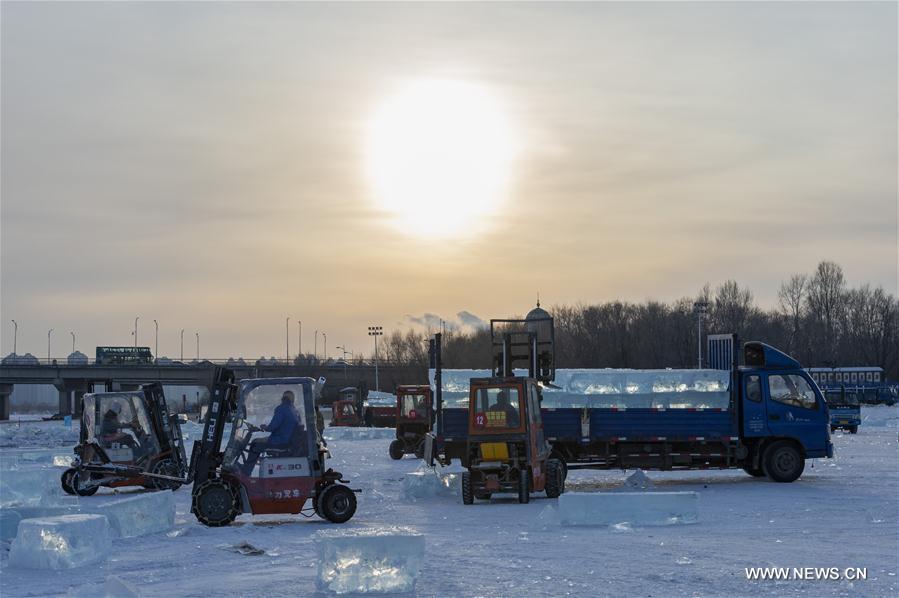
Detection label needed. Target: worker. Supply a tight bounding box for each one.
[490,390,520,427]
[243,390,302,474]
[100,403,138,449]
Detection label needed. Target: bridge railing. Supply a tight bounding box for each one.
[1,357,420,368]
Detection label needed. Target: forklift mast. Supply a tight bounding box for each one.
[188,367,237,486]
[490,315,555,383]
[142,382,187,474]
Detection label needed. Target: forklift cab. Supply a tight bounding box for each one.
[388,385,432,460]
[81,392,159,463]
[331,389,362,427]
[462,377,563,504]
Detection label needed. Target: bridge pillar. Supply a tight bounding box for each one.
[73,391,86,417]
[0,384,12,420]
[56,388,72,417]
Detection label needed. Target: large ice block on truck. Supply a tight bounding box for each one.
[0,466,66,508]
[558,491,699,527]
[315,527,425,594]
[8,514,111,569]
[91,490,175,538]
[400,465,458,500]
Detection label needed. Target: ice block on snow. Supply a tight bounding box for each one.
[0,466,66,508]
[558,491,699,527]
[400,466,458,500]
[9,514,111,569]
[315,527,425,594]
[91,490,175,538]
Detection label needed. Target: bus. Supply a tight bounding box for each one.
[95,346,154,365]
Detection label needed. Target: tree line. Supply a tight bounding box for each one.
[375,261,898,381]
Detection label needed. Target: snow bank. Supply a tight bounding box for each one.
[9,514,111,569]
[323,426,396,441]
[400,465,459,500]
[0,466,67,508]
[0,421,79,448]
[860,405,899,428]
[90,490,176,538]
[558,492,699,527]
[315,527,425,594]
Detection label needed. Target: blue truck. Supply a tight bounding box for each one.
[428,337,832,483]
[823,386,861,434]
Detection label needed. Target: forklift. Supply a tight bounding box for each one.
[329,386,364,427]
[460,312,565,504]
[61,383,188,496]
[388,385,433,460]
[189,370,358,526]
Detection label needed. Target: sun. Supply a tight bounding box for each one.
[365,79,517,239]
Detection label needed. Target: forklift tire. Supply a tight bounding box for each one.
[849,426,858,434]
[763,440,804,483]
[149,459,182,491]
[388,440,404,460]
[545,459,564,498]
[518,471,530,504]
[71,471,99,496]
[193,479,240,527]
[318,484,357,523]
[741,463,765,477]
[549,452,568,481]
[461,471,473,505]
[61,469,76,495]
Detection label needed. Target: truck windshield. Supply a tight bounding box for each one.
[400,394,427,418]
[473,387,521,429]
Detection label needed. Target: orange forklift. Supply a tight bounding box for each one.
[329,386,364,427]
[460,314,565,504]
[388,385,433,460]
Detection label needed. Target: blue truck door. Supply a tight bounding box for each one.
[741,373,768,437]
[763,372,828,455]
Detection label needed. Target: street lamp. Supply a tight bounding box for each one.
[11,320,17,355]
[195,332,200,361]
[70,331,75,354]
[47,328,54,363]
[153,319,158,361]
[368,326,383,393]
[322,332,327,360]
[180,329,185,361]
[286,317,290,363]
[336,345,353,378]
[133,317,140,348]
[314,330,319,360]
[297,320,302,358]
[693,302,709,369]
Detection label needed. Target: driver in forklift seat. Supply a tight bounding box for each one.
[100,403,138,449]
[242,390,305,474]
[490,390,520,427]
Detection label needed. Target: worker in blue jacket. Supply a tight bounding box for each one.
[243,390,303,473]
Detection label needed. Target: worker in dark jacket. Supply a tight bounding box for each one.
[100,403,138,449]
[243,390,303,473]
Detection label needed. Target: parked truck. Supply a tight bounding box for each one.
[426,331,833,483]
[823,386,861,434]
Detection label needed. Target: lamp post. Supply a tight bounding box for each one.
[195,332,199,361]
[368,326,383,393]
[70,331,75,354]
[47,328,54,363]
[153,319,158,361]
[133,317,139,348]
[11,320,17,355]
[314,330,319,361]
[180,329,184,362]
[322,332,327,360]
[286,317,290,363]
[693,301,708,369]
[297,320,302,358]
[336,345,352,378]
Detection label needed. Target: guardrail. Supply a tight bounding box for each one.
[1,357,420,368]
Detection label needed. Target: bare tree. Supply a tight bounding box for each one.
[806,261,846,361]
[778,274,808,354]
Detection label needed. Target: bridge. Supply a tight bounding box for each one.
[0,361,427,419]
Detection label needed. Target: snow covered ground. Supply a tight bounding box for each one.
[0,406,896,596]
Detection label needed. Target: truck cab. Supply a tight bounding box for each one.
[461,377,564,504]
[823,385,861,434]
[738,342,833,481]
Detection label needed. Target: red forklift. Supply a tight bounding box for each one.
[189,371,358,526]
[388,385,433,460]
[61,383,188,496]
[330,387,363,427]
[460,314,565,504]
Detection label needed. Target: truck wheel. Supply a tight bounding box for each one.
[388,440,404,460]
[763,441,804,483]
[545,459,564,498]
[61,469,76,495]
[741,463,765,477]
[518,470,530,504]
[462,471,473,505]
[318,484,357,523]
[193,479,239,526]
[149,458,182,490]
[71,471,99,496]
[849,426,858,434]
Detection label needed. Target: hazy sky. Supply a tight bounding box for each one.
[2,2,896,359]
